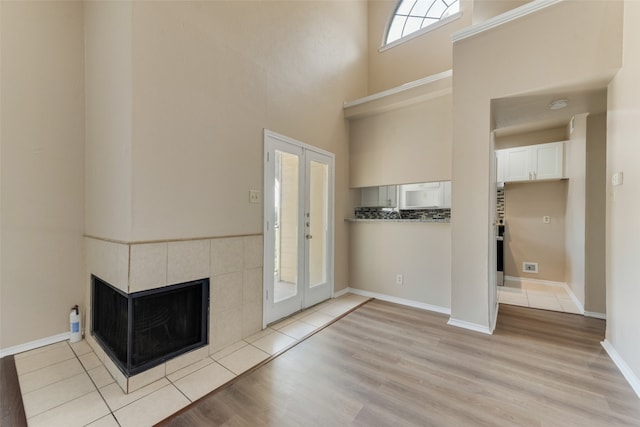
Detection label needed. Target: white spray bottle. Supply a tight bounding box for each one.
[70,305,82,343]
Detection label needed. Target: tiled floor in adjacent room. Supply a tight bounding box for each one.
[498,278,582,314]
[14,293,370,427]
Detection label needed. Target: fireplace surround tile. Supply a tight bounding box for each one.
[243,235,263,268]
[85,234,266,393]
[210,237,243,275]
[210,307,243,353]
[167,239,210,284]
[85,238,129,292]
[129,242,168,292]
[211,272,243,314]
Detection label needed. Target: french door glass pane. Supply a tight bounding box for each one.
[274,150,299,303]
[308,160,328,287]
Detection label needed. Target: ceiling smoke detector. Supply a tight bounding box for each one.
[548,99,569,110]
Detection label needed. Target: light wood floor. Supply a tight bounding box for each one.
[159,301,640,426]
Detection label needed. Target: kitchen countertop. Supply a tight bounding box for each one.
[345,218,450,223]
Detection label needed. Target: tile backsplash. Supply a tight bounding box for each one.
[354,207,451,221]
[497,188,505,223]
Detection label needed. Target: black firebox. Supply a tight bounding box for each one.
[91,275,209,377]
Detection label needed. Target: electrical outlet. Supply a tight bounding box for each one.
[396,274,403,285]
[523,262,538,273]
[249,190,261,204]
[543,216,550,224]
[612,172,623,186]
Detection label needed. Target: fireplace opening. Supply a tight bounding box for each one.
[91,275,209,377]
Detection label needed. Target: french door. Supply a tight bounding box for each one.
[263,130,334,326]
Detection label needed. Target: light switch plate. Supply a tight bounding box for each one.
[249,190,261,204]
[612,172,623,186]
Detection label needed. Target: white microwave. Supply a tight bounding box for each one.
[399,181,451,209]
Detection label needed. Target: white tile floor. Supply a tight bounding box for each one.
[498,278,582,314]
[14,293,370,427]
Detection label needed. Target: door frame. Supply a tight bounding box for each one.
[262,129,335,328]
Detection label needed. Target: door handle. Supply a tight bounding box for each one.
[306,234,313,239]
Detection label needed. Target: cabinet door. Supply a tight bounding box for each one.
[532,142,563,180]
[503,147,531,182]
[496,151,505,183]
[441,181,451,208]
[381,185,397,207]
[360,187,379,207]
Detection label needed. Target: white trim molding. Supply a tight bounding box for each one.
[452,0,561,43]
[447,317,493,335]
[343,70,452,120]
[601,340,640,399]
[347,288,450,315]
[0,332,70,358]
[332,287,351,299]
[584,311,606,320]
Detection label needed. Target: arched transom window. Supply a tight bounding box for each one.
[385,0,460,45]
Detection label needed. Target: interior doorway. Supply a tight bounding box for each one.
[263,130,334,326]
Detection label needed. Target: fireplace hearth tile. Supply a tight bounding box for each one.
[88,365,116,389]
[216,345,269,376]
[165,345,211,376]
[127,363,166,393]
[166,357,214,383]
[100,378,170,412]
[112,384,189,427]
[26,390,110,427]
[173,362,235,401]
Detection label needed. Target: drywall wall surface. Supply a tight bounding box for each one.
[84,1,133,242]
[368,0,472,94]
[495,126,566,150]
[564,114,587,305]
[472,0,531,24]
[451,0,622,328]
[606,0,640,386]
[349,221,451,309]
[128,1,368,291]
[584,112,606,315]
[349,94,452,187]
[504,181,567,282]
[1,1,85,349]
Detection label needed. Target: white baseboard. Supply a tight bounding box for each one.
[447,317,493,335]
[0,332,70,358]
[601,339,640,399]
[504,275,565,287]
[584,311,606,320]
[347,288,450,315]
[332,287,351,298]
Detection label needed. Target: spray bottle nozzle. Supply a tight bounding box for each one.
[72,305,79,315]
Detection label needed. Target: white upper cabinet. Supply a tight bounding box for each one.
[360,185,397,207]
[497,141,566,183]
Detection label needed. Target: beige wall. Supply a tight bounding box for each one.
[472,0,532,24]
[367,0,472,93]
[451,0,622,328]
[503,181,567,281]
[1,1,85,349]
[349,222,451,309]
[127,1,368,296]
[585,112,606,315]
[564,114,587,304]
[349,94,452,187]
[495,126,566,150]
[84,1,133,242]
[606,0,640,384]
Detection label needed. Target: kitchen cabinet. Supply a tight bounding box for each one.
[497,141,566,183]
[399,181,451,209]
[360,185,397,207]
